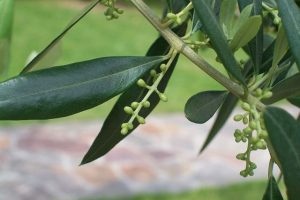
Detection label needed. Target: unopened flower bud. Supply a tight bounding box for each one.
[124,106,133,114]
[234,114,243,121]
[137,79,146,87]
[121,127,128,135]
[241,103,251,111]
[137,116,145,124]
[131,102,139,109]
[142,101,151,108]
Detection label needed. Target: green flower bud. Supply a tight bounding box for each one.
[262,91,273,99]
[241,102,251,111]
[137,116,145,124]
[166,13,177,19]
[249,162,257,169]
[235,136,242,143]
[121,123,127,128]
[242,137,247,143]
[116,8,124,14]
[248,170,254,176]
[236,153,246,160]
[234,114,243,121]
[124,106,133,114]
[254,88,263,97]
[121,127,128,135]
[159,93,168,102]
[249,121,257,130]
[243,116,249,125]
[240,170,247,177]
[175,17,182,25]
[142,101,151,108]
[150,70,157,77]
[250,136,259,144]
[127,122,134,130]
[256,141,267,149]
[160,64,167,72]
[137,79,146,87]
[259,130,268,139]
[243,127,252,135]
[234,129,242,137]
[131,102,139,109]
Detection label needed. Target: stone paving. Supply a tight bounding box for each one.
[0,106,298,200]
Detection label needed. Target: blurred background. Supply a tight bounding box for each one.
[0,0,288,200]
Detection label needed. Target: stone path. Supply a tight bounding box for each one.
[0,106,298,200]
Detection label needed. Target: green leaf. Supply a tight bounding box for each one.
[20,0,99,74]
[0,0,14,74]
[0,56,165,120]
[272,25,289,68]
[262,176,284,200]
[234,4,253,35]
[191,0,245,85]
[200,93,238,152]
[219,0,237,39]
[276,0,300,70]
[80,24,187,165]
[238,0,263,73]
[185,91,227,124]
[230,16,262,52]
[288,96,300,108]
[264,107,300,200]
[263,73,300,104]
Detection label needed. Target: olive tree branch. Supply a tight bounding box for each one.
[130,0,265,110]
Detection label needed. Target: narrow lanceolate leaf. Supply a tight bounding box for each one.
[191,0,245,85]
[0,0,14,74]
[264,107,300,200]
[276,0,300,70]
[185,91,227,124]
[20,0,99,74]
[219,0,237,39]
[262,176,284,200]
[263,73,300,104]
[272,25,289,68]
[0,56,164,120]
[80,24,187,165]
[238,0,263,73]
[230,16,262,52]
[200,93,238,153]
[233,4,253,36]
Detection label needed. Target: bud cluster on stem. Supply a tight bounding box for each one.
[120,50,177,135]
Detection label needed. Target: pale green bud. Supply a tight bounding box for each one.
[124,106,133,114]
[121,127,128,135]
[159,93,168,102]
[249,121,257,130]
[234,114,243,121]
[142,101,151,108]
[137,79,146,87]
[137,116,145,124]
[160,64,167,72]
[131,102,139,109]
[241,102,251,111]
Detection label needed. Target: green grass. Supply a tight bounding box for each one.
[84,180,274,200]
[4,0,244,123]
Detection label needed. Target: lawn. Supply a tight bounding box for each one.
[4,0,231,123]
[84,180,282,200]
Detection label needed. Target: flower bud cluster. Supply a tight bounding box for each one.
[120,62,172,135]
[100,0,123,20]
[233,88,272,177]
